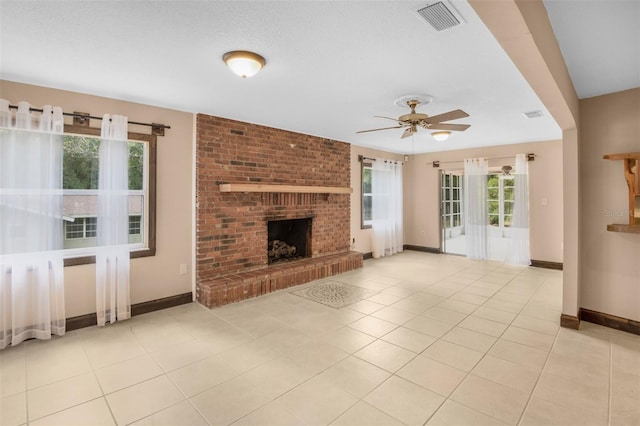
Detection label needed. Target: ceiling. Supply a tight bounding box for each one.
[543,0,640,100]
[0,1,635,155]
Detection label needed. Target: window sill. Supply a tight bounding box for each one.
[64,247,155,267]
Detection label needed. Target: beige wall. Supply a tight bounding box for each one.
[404,140,564,262]
[579,88,640,321]
[349,145,404,254]
[350,140,563,262]
[1,80,194,318]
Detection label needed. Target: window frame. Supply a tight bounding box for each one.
[361,161,372,229]
[62,124,157,267]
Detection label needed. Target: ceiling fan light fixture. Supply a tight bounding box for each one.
[223,50,265,78]
[432,131,450,141]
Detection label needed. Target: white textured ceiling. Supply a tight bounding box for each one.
[1,1,565,154]
[543,0,640,100]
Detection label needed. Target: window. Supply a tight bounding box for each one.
[64,215,142,244]
[62,125,156,266]
[441,172,462,229]
[65,217,97,240]
[361,162,372,228]
[129,215,141,236]
[487,174,515,229]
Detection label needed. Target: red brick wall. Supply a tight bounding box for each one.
[196,114,351,280]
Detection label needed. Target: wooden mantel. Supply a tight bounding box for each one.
[219,183,352,194]
[604,152,640,233]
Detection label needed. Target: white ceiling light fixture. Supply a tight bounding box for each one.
[431,131,451,141]
[223,50,266,78]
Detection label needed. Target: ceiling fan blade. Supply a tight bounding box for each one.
[427,123,471,132]
[373,115,402,123]
[356,125,404,134]
[423,109,469,124]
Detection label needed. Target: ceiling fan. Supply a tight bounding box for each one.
[357,98,471,140]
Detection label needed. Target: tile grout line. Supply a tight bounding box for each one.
[514,321,562,426]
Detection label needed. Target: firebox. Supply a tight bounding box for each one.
[267,217,312,264]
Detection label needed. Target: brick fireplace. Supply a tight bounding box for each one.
[195,114,363,308]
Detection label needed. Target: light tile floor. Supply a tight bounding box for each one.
[1,251,639,425]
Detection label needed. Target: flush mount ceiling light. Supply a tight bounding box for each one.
[222,50,265,78]
[431,131,451,141]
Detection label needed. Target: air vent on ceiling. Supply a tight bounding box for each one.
[523,110,544,119]
[417,1,465,32]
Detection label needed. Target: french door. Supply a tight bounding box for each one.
[440,171,464,255]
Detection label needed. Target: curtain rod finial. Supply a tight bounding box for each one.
[151,124,165,136]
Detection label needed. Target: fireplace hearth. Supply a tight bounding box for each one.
[268,217,311,264]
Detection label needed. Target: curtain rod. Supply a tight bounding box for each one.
[357,155,404,165]
[430,153,535,168]
[8,104,171,134]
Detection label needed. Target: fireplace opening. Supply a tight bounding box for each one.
[267,217,312,264]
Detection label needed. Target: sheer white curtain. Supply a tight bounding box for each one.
[506,153,531,265]
[0,100,65,349]
[371,159,403,258]
[464,158,489,260]
[96,114,131,326]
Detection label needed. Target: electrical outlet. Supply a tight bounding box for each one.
[179,264,187,275]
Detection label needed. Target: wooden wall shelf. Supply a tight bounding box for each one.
[603,153,640,161]
[607,224,640,234]
[219,183,352,194]
[604,152,640,230]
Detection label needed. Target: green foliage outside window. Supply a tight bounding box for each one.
[487,174,515,227]
[63,135,144,190]
[63,136,99,189]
